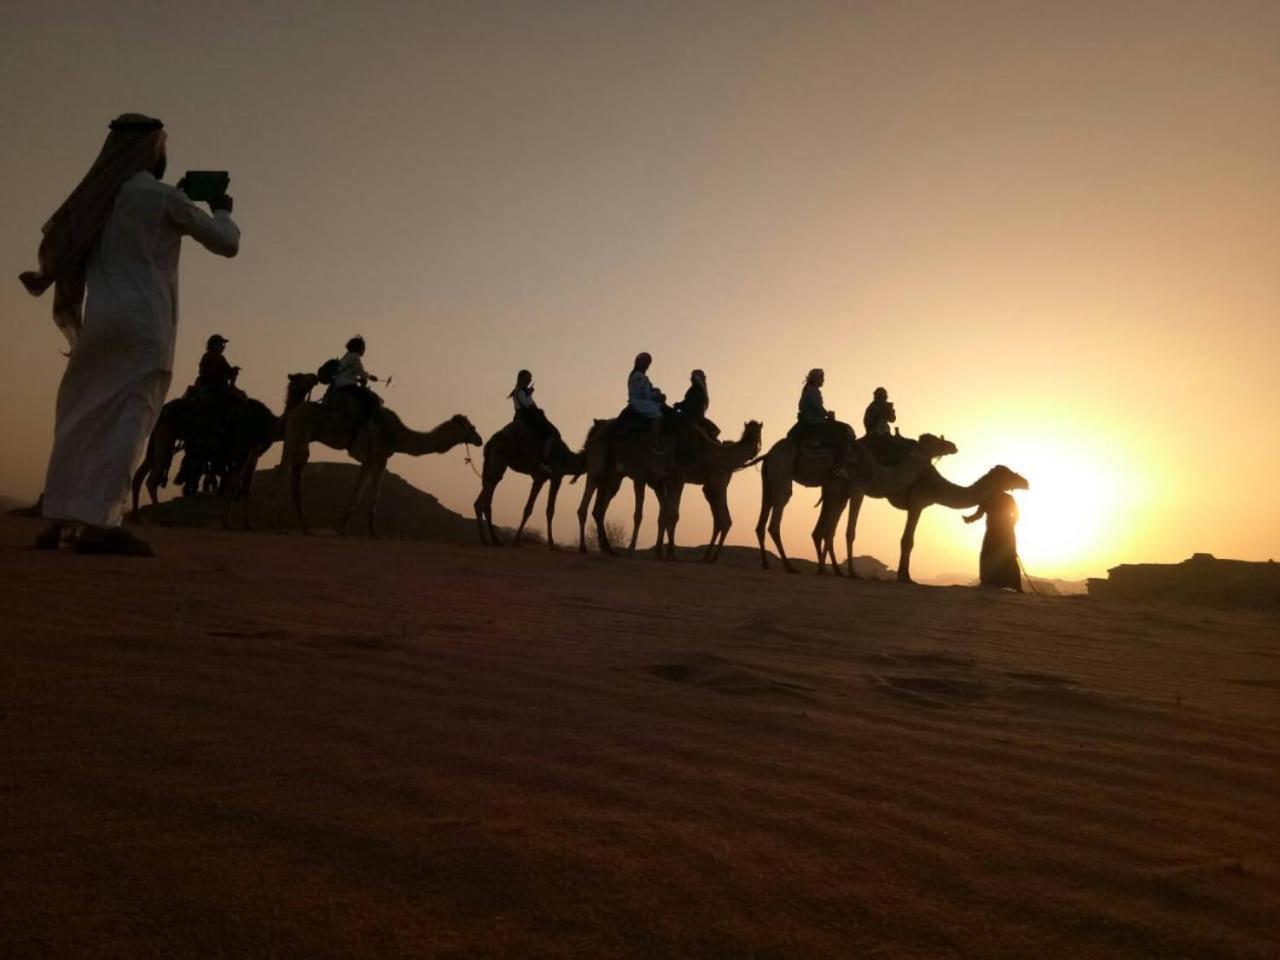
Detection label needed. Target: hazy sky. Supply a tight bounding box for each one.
[3,1,1277,579]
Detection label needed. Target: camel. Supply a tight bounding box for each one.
[621,421,764,560]
[576,419,763,557]
[842,462,1029,584]
[131,372,318,529]
[278,398,482,537]
[755,433,958,575]
[473,423,587,549]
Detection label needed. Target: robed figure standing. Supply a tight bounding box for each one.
[19,114,240,554]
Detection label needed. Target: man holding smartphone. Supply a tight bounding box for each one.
[19,113,240,555]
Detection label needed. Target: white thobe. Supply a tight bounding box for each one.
[42,171,240,528]
[330,351,371,391]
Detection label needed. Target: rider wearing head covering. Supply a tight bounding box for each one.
[627,352,666,450]
[791,368,855,476]
[863,386,895,437]
[508,368,561,467]
[672,368,720,440]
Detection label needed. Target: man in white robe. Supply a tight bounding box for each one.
[20,114,240,554]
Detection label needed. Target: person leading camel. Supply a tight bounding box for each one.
[627,351,666,453]
[509,368,560,470]
[963,491,1023,591]
[673,368,720,439]
[19,113,240,556]
[327,335,382,449]
[788,368,854,477]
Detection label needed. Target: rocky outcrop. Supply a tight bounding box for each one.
[1088,553,1280,609]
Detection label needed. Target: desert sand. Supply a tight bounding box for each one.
[2,515,1277,958]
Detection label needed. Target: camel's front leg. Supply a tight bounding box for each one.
[897,506,923,583]
[629,478,645,554]
[290,462,310,535]
[367,462,389,539]
[844,493,864,579]
[545,476,562,550]
[514,477,546,547]
[341,462,372,536]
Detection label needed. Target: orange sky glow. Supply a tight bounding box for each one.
[2,2,1277,580]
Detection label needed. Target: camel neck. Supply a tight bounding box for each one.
[930,469,997,509]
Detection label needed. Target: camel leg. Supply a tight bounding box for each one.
[629,478,645,554]
[130,447,151,521]
[844,493,864,579]
[898,506,923,584]
[367,462,389,539]
[755,465,773,570]
[239,456,260,531]
[473,479,495,545]
[341,462,372,536]
[514,477,545,547]
[576,476,597,553]
[545,476,562,550]
[662,481,684,560]
[769,500,798,575]
[700,486,717,562]
[290,462,311,535]
[287,436,313,535]
[714,488,733,562]
[593,472,622,556]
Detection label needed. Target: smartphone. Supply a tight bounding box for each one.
[181,170,230,202]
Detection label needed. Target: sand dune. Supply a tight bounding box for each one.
[2,516,1276,958]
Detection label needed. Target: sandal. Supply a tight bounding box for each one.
[74,527,155,558]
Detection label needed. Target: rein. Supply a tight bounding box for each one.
[463,442,482,478]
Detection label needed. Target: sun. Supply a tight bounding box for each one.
[945,431,1130,580]
[996,438,1122,578]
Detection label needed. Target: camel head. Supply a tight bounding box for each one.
[450,414,484,447]
[917,433,958,460]
[284,372,320,411]
[988,465,1029,492]
[741,420,764,451]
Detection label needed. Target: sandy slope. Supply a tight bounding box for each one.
[2,517,1277,959]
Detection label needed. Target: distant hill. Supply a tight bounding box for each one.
[1088,553,1280,610]
[3,494,42,517]
[136,462,476,543]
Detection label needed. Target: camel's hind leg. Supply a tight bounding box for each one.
[592,472,623,556]
[844,494,865,579]
[238,455,262,531]
[628,478,645,553]
[576,476,597,553]
[659,481,683,559]
[514,476,546,547]
[545,476,562,550]
[755,465,773,570]
[712,487,733,562]
[473,452,506,546]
